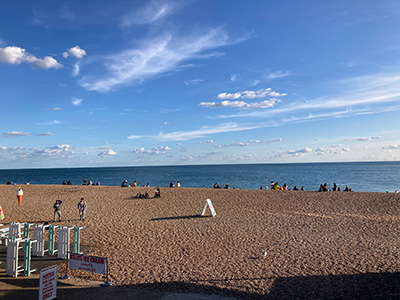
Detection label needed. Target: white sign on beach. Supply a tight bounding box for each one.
[201,199,216,217]
[39,265,58,300]
[69,253,107,275]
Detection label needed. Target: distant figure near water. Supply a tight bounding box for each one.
[213,183,220,188]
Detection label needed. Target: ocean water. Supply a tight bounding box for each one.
[0,161,399,192]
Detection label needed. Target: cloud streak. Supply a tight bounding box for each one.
[79,28,248,92]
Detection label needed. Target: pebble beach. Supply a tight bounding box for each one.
[1,184,400,299]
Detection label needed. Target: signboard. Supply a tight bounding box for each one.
[201,199,216,217]
[39,265,57,300]
[69,253,107,275]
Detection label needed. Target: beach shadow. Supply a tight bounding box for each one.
[151,215,212,221]
[0,269,399,299]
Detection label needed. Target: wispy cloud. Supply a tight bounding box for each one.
[184,79,203,85]
[120,0,183,27]
[3,131,31,138]
[48,107,64,111]
[36,132,54,136]
[79,28,248,92]
[264,69,291,80]
[0,46,62,69]
[346,136,381,142]
[38,120,62,125]
[155,122,259,141]
[217,73,400,123]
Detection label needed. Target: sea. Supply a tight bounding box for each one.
[0,161,399,193]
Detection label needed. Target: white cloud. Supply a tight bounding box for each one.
[266,138,283,144]
[120,0,182,27]
[264,70,291,80]
[36,132,54,136]
[280,147,312,157]
[184,79,203,85]
[383,144,400,150]
[72,97,83,106]
[347,136,381,142]
[48,107,64,111]
[127,135,143,139]
[198,98,280,109]
[216,92,242,100]
[3,131,31,138]
[0,46,62,69]
[134,146,171,155]
[38,120,62,125]
[63,46,86,59]
[156,122,259,141]
[79,28,248,92]
[193,140,214,144]
[98,149,117,157]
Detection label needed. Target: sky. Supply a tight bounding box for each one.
[1,0,400,169]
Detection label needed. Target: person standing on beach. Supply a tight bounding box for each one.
[53,200,62,222]
[77,197,87,221]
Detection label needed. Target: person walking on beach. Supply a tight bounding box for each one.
[53,200,62,222]
[77,197,87,221]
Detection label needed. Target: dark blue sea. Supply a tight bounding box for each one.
[0,162,399,192]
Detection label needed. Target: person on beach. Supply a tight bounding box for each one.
[132,181,137,187]
[121,180,129,187]
[77,197,87,221]
[53,200,62,222]
[154,187,161,198]
[213,183,220,188]
[270,181,274,190]
[332,183,337,191]
[301,186,305,191]
[176,181,181,188]
[283,183,288,190]
[170,181,174,188]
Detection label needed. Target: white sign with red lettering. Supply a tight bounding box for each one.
[69,253,107,275]
[39,265,58,300]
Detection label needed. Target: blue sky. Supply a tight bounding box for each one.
[1,0,400,169]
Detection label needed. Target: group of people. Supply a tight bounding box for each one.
[213,183,232,189]
[134,187,161,199]
[82,179,101,186]
[121,180,150,187]
[320,183,353,192]
[169,181,180,188]
[53,197,87,222]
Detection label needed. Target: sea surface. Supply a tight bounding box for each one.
[0,161,399,192]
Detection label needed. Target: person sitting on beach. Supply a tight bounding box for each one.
[301,186,305,191]
[176,181,181,188]
[224,183,230,189]
[283,183,288,191]
[337,185,342,191]
[332,183,337,191]
[260,185,263,190]
[323,183,329,192]
[96,181,100,186]
[213,183,220,188]
[144,192,150,199]
[67,180,72,185]
[88,180,93,186]
[121,180,129,187]
[293,186,298,190]
[82,179,87,185]
[344,185,352,192]
[132,181,137,187]
[154,187,161,198]
[270,181,274,190]
[62,180,66,185]
[170,181,174,188]
[273,182,280,190]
